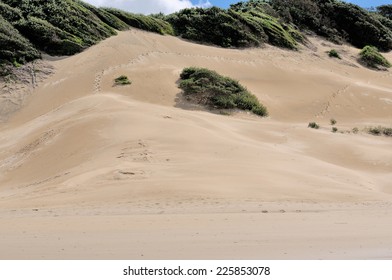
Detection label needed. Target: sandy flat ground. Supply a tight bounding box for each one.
[0,29,391,259]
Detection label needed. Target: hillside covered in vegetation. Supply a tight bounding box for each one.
[0,0,172,66]
[1,0,392,69]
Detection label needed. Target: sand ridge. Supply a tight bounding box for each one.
[0,30,391,259]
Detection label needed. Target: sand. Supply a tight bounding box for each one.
[0,29,391,259]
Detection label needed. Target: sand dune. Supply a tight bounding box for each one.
[0,30,391,259]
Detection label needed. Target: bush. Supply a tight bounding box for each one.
[332,127,338,133]
[328,50,341,59]
[359,45,391,68]
[114,75,131,85]
[308,122,320,129]
[352,127,359,134]
[368,126,392,137]
[330,118,337,125]
[179,67,268,117]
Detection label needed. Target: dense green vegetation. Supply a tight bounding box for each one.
[359,45,391,68]
[167,4,302,49]
[0,13,41,64]
[179,67,268,117]
[0,0,174,67]
[268,0,392,51]
[377,5,392,20]
[103,8,174,35]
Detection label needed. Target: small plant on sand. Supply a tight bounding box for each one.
[308,122,320,129]
[359,46,391,69]
[114,75,131,85]
[328,49,341,59]
[332,127,338,133]
[179,67,268,117]
[352,127,359,134]
[330,118,337,125]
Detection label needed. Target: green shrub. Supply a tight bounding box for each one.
[115,75,131,85]
[179,67,268,117]
[308,122,320,129]
[330,118,337,125]
[368,126,392,137]
[359,45,391,68]
[328,50,341,59]
[352,127,359,134]
[332,127,338,133]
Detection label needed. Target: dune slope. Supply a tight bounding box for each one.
[0,30,391,259]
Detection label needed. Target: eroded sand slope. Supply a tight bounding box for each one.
[0,30,391,259]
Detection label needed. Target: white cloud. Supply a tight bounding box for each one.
[82,0,212,15]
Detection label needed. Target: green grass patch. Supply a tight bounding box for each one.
[114,75,131,85]
[359,45,391,68]
[179,67,268,117]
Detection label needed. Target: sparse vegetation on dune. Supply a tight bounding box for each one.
[367,126,392,137]
[2,0,392,72]
[179,67,268,117]
[328,50,341,59]
[359,46,391,69]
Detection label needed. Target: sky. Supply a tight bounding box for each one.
[82,0,391,15]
